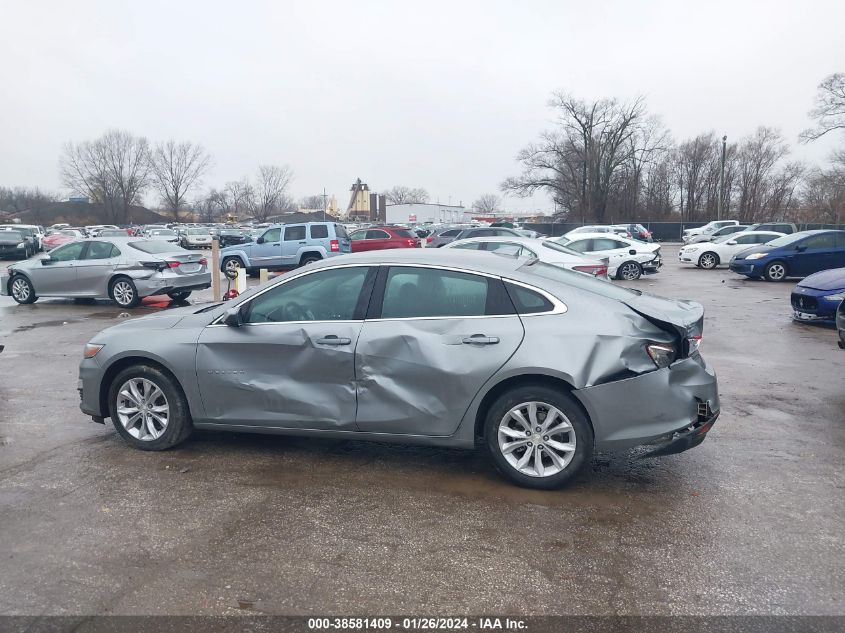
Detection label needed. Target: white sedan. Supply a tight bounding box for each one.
[678,231,785,268]
[444,236,609,278]
[553,233,662,281]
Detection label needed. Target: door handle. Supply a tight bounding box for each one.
[462,335,500,345]
[299,241,307,244]
[317,335,351,346]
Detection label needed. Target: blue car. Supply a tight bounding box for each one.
[729,230,845,281]
[791,267,845,323]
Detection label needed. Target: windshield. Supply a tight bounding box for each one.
[555,237,572,246]
[766,233,808,248]
[519,260,641,299]
[1,230,23,240]
[128,240,181,254]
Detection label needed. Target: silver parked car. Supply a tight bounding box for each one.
[2,238,211,308]
[77,249,719,489]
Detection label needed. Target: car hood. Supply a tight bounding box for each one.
[622,293,704,338]
[10,254,50,270]
[98,304,212,334]
[797,267,845,291]
[0,234,26,245]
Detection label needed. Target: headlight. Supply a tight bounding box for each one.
[745,253,766,260]
[645,342,677,368]
[16,242,26,249]
[685,247,698,252]
[824,293,845,302]
[83,343,105,359]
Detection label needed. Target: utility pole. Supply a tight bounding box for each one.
[322,188,328,222]
[718,135,727,221]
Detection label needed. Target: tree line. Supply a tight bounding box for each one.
[503,73,845,226]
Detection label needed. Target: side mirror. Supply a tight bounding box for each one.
[256,237,265,244]
[628,249,636,255]
[223,306,243,327]
[41,256,55,265]
[796,245,807,252]
[727,240,737,246]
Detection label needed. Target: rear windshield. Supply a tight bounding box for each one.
[393,228,414,238]
[540,240,580,256]
[150,229,176,236]
[186,228,209,235]
[334,224,349,239]
[519,260,641,300]
[128,240,180,254]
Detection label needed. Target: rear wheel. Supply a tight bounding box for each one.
[617,261,643,281]
[9,275,37,304]
[109,277,141,308]
[108,364,193,451]
[764,261,787,282]
[299,253,322,267]
[484,385,593,489]
[698,252,719,269]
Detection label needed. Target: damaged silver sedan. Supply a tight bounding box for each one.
[78,249,719,489]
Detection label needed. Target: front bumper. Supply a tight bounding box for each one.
[0,272,9,295]
[573,355,720,452]
[78,358,105,418]
[729,259,763,276]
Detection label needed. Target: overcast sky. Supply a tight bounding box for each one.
[1,0,843,213]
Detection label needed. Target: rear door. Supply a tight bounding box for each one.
[281,225,307,266]
[832,232,845,268]
[792,233,837,276]
[75,240,121,296]
[354,265,524,436]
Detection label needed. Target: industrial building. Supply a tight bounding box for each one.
[385,202,469,225]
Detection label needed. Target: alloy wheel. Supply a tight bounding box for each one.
[768,263,786,280]
[619,262,641,280]
[116,378,169,441]
[497,401,577,478]
[699,253,717,269]
[11,278,30,302]
[112,281,134,306]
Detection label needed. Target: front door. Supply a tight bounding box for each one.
[75,240,120,296]
[354,266,524,436]
[195,265,374,429]
[29,241,86,295]
[249,227,283,268]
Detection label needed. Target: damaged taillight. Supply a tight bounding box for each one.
[572,264,608,277]
[687,335,702,355]
[166,260,182,269]
[198,258,208,266]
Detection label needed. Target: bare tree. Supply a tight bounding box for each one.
[734,127,791,222]
[674,133,716,221]
[60,137,119,221]
[0,187,57,223]
[253,165,294,222]
[802,156,845,224]
[300,194,324,210]
[150,140,211,219]
[224,179,256,221]
[384,186,429,205]
[503,93,646,223]
[472,193,502,213]
[800,73,845,142]
[101,130,151,223]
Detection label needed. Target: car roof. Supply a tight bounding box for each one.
[559,232,630,240]
[308,246,527,275]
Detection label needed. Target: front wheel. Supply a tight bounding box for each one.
[9,275,37,304]
[484,386,593,489]
[616,261,643,281]
[108,364,193,451]
[109,277,141,308]
[764,261,788,282]
[698,252,719,269]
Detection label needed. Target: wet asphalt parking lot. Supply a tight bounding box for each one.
[0,249,843,616]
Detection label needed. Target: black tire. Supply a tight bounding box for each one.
[764,260,788,282]
[109,276,141,308]
[9,274,37,304]
[299,253,322,267]
[222,256,244,276]
[483,385,593,490]
[698,252,719,269]
[108,363,193,451]
[616,261,643,281]
[167,290,192,302]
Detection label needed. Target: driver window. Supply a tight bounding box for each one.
[262,228,281,242]
[242,267,369,324]
[50,242,85,262]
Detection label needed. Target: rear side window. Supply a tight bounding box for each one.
[505,282,554,314]
[593,238,627,251]
[366,229,390,239]
[284,226,306,241]
[310,225,329,239]
[442,229,462,237]
[381,267,512,318]
[834,232,845,247]
[393,229,414,238]
[735,235,757,244]
[566,239,591,253]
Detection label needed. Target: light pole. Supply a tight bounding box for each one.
[718,135,727,221]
